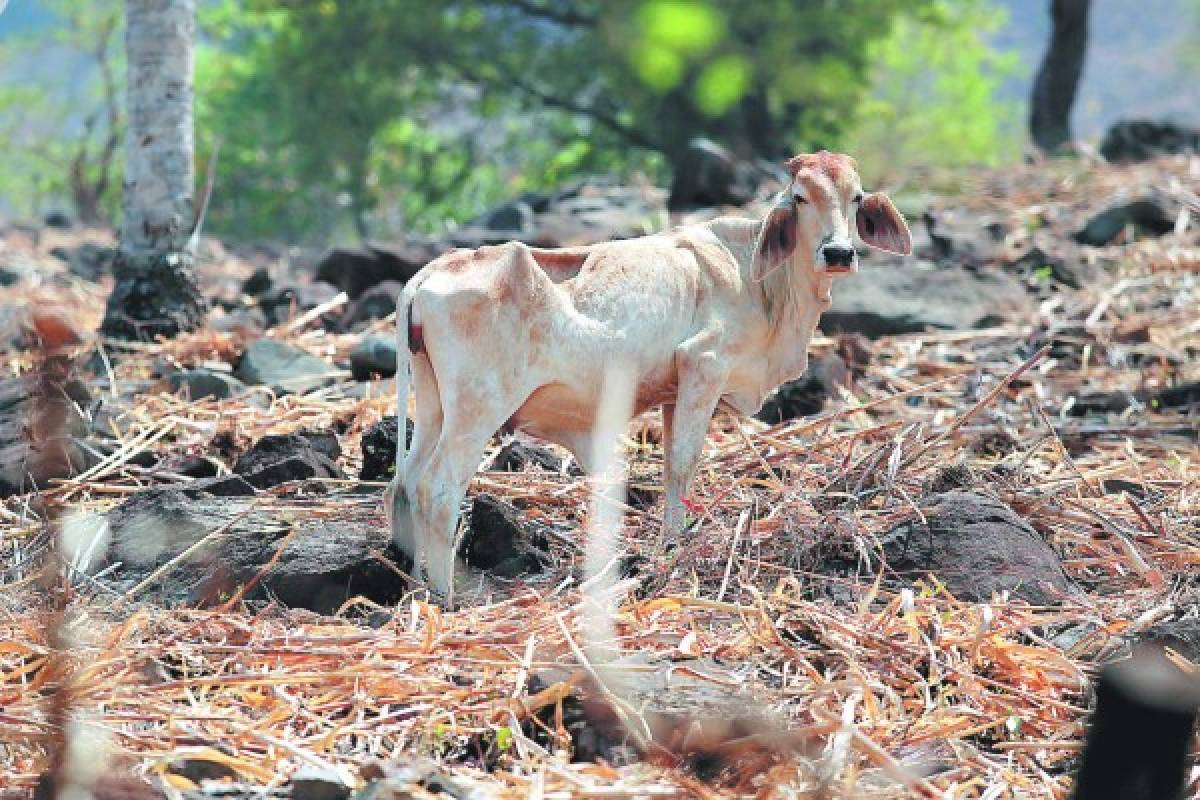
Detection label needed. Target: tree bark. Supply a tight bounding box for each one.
[102,0,206,340]
[1030,0,1091,153]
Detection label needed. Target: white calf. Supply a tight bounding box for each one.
[386,150,911,597]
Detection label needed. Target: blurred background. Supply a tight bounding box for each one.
[0,0,1197,244]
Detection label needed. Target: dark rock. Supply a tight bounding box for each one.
[468,199,536,233]
[188,474,256,497]
[167,368,246,400]
[0,265,20,287]
[350,334,398,381]
[104,494,408,613]
[1011,244,1086,290]
[535,181,668,246]
[233,431,344,489]
[1101,119,1200,163]
[461,494,551,578]
[167,455,219,479]
[43,210,72,229]
[1151,381,1200,411]
[258,280,342,328]
[343,280,403,330]
[1075,196,1177,246]
[489,440,564,473]
[167,754,239,784]
[241,266,272,296]
[313,242,436,299]
[926,463,976,494]
[1099,479,1160,502]
[234,339,340,394]
[50,242,114,281]
[667,138,774,211]
[359,416,413,483]
[209,306,269,333]
[921,209,1005,267]
[290,766,351,800]
[871,491,1074,605]
[1138,617,1200,663]
[755,354,849,424]
[1067,390,1141,417]
[526,654,772,767]
[821,262,1030,338]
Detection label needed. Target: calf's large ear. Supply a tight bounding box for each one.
[757,197,799,277]
[857,192,912,255]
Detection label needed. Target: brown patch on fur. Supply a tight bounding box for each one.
[528,247,590,282]
[785,150,858,185]
[435,248,477,273]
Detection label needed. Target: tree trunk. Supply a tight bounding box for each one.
[101,0,205,340]
[1030,0,1091,153]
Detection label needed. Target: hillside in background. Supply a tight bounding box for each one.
[995,0,1199,134]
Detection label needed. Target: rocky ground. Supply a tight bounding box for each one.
[0,152,1197,798]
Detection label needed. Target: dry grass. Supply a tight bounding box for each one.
[1,156,1198,798]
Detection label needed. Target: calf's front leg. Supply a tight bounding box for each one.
[662,349,727,541]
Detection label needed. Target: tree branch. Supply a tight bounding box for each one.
[444,58,659,153]
[483,0,598,27]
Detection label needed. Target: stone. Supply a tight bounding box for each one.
[489,440,564,473]
[350,334,398,381]
[1151,382,1200,411]
[1138,616,1200,663]
[1010,243,1087,290]
[667,138,772,211]
[1075,196,1177,246]
[461,494,551,578]
[241,266,272,296]
[167,368,246,400]
[43,210,72,229]
[821,261,1030,338]
[188,474,256,497]
[50,242,114,281]
[103,493,407,613]
[1100,119,1200,163]
[343,280,404,330]
[868,491,1075,605]
[468,199,536,233]
[359,416,413,483]
[290,766,352,800]
[258,280,342,328]
[233,431,344,489]
[920,209,1006,268]
[235,339,340,395]
[755,354,849,424]
[313,242,436,299]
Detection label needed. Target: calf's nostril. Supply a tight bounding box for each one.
[822,245,856,267]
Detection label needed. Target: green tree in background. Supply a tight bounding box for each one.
[0,0,1021,241]
[196,0,978,240]
[847,0,1022,183]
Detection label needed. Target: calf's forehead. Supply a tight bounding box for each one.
[786,151,861,198]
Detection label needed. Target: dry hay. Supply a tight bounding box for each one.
[0,156,1198,798]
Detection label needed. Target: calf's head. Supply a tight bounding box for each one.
[758,151,912,278]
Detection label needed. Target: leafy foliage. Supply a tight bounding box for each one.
[0,0,123,223]
[0,0,1022,241]
[844,0,1023,184]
